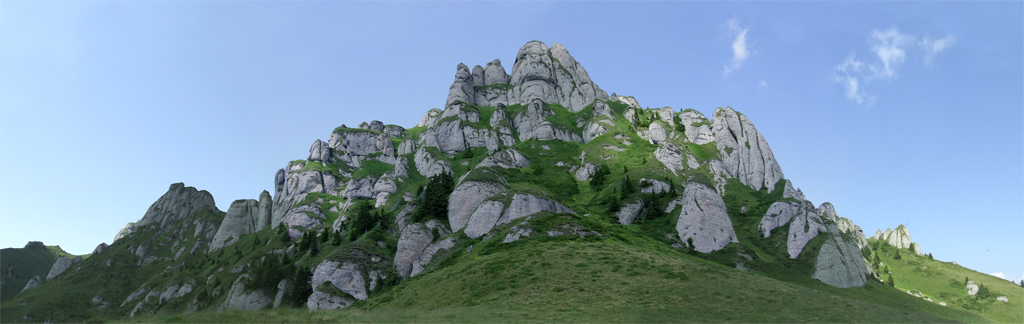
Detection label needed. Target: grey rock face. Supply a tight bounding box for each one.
[92,243,109,255]
[394,224,433,279]
[464,201,506,239]
[307,290,354,310]
[782,180,807,201]
[210,199,262,251]
[311,261,367,302]
[574,163,596,182]
[445,63,477,108]
[506,41,608,112]
[582,121,609,143]
[477,149,530,169]
[20,275,41,294]
[46,256,73,280]
[759,200,828,259]
[912,242,923,256]
[812,226,869,288]
[640,178,671,194]
[219,275,272,310]
[448,181,506,232]
[503,226,533,243]
[711,107,784,192]
[674,183,738,253]
[654,142,686,176]
[648,122,669,144]
[512,100,583,142]
[272,279,292,309]
[496,193,575,226]
[410,237,457,277]
[413,147,452,178]
[114,222,137,242]
[886,225,912,249]
[417,108,443,128]
[256,190,273,231]
[871,229,883,240]
[617,200,645,225]
[137,183,219,232]
[966,281,979,296]
[677,110,715,145]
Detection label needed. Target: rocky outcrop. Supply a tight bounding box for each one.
[137,183,219,232]
[477,149,530,169]
[210,196,271,251]
[508,41,608,112]
[885,225,912,249]
[911,242,923,256]
[448,181,506,232]
[310,261,367,305]
[654,142,686,176]
[648,122,669,144]
[617,200,645,225]
[711,107,784,192]
[677,109,714,145]
[20,276,41,294]
[92,243,109,255]
[307,290,353,310]
[495,193,575,226]
[640,178,671,194]
[114,222,137,242]
[394,224,433,279]
[812,225,869,288]
[966,281,979,296]
[673,183,737,253]
[410,237,457,277]
[417,108,443,128]
[464,201,506,239]
[219,275,272,310]
[413,147,452,178]
[514,100,583,143]
[45,256,73,280]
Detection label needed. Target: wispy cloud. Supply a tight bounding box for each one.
[922,35,957,64]
[870,28,915,79]
[835,55,874,105]
[723,18,751,77]
[759,80,767,88]
[992,272,1006,279]
[834,28,956,104]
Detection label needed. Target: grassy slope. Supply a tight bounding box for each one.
[872,240,1024,323]
[0,244,69,302]
[123,238,980,323]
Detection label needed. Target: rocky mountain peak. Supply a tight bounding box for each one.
[136,183,218,231]
[443,41,607,113]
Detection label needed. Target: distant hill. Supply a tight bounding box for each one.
[0,242,71,301]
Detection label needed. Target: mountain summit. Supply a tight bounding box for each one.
[3,41,1018,323]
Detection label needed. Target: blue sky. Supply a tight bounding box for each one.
[2,2,1021,282]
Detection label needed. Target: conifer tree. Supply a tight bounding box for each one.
[887,274,895,287]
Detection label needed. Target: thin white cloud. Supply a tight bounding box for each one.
[992,272,1006,279]
[922,35,957,64]
[759,80,767,88]
[869,28,915,79]
[723,18,751,77]
[834,55,874,105]
[834,28,956,105]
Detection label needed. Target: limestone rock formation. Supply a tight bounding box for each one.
[464,201,506,239]
[617,199,645,225]
[310,261,367,306]
[410,237,457,277]
[45,256,73,281]
[477,149,530,169]
[394,224,433,279]
[219,275,272,310]
[911,242,923,256]
[20,276,41,294]
[506,41,608,112]
[114,222,137,242]
[757,200,827,259]
[711,107,784,192]
[673,183,738,253]
[210,197,268,251]
[137,183,219,232]
[448,181,506,233]
[812,224,870,288]
[495,193,575,226]
[886,225,912,249]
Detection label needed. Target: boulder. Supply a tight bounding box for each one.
[394,224,433,279]
[410,237,458,277]
[640,178,671,194]
[495,193,575,226]
[311,261,367,302]
[413,147,452,178]
[574,163,596,182]
[648,122,668,144]
[677,109,715,145]
[582,121,609,143]
[711,107,784,192]
[417,108,443,128]
[966,281,979,296]
[219,275,272,310]
[307,290,353,311]
[464,201,506,239]
[617,200,645,225]
[20,276,41,294]
[812,224,869,288]
[92,243,109,255]
[272,279,292,309]
[674,183,738,253]
[654,142,686,176]
[477,149,530,169]
[448,181,506,232]
[46,256,73,280]
[911,242,923,256]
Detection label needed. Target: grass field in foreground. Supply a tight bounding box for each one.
[125,240,989,323]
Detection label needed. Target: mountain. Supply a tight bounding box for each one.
[2,41,1020,323]
[0,242,74,302]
